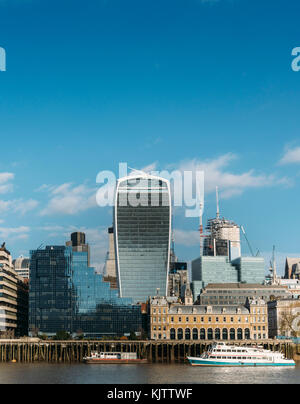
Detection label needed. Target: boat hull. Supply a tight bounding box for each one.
[84,358,148,364]
[187,357,295,367]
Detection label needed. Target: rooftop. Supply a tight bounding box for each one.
[204,283,287,290]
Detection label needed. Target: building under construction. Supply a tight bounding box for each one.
[191,188,265,299]
[203,216,241,260]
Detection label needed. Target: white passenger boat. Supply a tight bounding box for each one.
[187,342,295,367]
[83,351,148,364]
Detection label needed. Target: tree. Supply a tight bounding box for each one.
[129,331,137,340]
[54,330,71,341]
[279,306,300,338]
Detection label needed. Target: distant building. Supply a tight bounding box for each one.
[66,231,90,265]
[191,255,265,289]
[268,298,300,339]
[114,173,171,303]
[104,227,117,278]
[150,295,268,341]
[197,283,292,306]
[203,217,241,260]
[284,258,300,280]
[13,256,30,279]
[0,243,29,338]
[276,279,300,297]
[168,270,189,299]
[29,234,144,338]
[192,196,265,289]
[168,261,188,299]
[202,190,241,260]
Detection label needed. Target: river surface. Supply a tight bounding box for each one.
[0,362,300,384]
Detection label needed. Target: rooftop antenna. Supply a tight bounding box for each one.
[216,186,220,219]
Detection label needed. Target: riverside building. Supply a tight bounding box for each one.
[150,296,268,341]
[0,243,29,338]
[114,173,171,303]
[268,298,300,339]
[29,233,144,338]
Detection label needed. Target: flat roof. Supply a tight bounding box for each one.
[204,283,287,290]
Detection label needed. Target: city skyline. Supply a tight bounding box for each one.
[0,0,300,275]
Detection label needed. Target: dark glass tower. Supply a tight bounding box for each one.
[29,234,144,337]
[114,174,171,303]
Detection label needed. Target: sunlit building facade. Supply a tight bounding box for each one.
[0,244,29,337]
[150,296,268,341]
[29,234,144,338]
[114,174,171,303]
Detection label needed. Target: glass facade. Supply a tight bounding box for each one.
[192,255,265,288]
[232,257,265,284]
[115,175,171,303]
[29,243,144,337]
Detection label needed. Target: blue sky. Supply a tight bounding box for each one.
[0,0,300,274]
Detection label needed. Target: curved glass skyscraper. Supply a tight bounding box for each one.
[114,173,171,303]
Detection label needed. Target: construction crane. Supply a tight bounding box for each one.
[240,226,255,257]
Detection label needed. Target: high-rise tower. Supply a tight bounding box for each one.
[203,187,241,260]
[114,172,172,303]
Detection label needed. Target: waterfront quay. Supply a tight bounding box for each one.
[0,339,298,363]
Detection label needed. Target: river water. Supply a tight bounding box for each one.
[0,362,300,384]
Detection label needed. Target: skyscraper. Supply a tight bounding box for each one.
[114,173,171,303]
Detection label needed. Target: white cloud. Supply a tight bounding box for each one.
[174,229,200,247]
[0,172,14,195]
[0,198,39,215]
[14,199,39,215]
[0,172,39,215]
[0,172,14,184]
[169,153,291,200]
[0,226,30,241]
[40,182,98,216]
[279,147,300,165]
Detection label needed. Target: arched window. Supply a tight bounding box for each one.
[192,328,198,340]
[230,328,236,340]
[215,328,221,340]
[207,328,213,340]
[185,328,191,340]
[170,328,176,340]
[222,328,228,340]
[245,328,250,340]
[237,328,243,340]
[200,328,206,340]
[177,328,183,340]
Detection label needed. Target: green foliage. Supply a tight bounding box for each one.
[54,330,71,341]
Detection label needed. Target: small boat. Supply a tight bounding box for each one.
[187,342,295,367]
[83,351,148,364]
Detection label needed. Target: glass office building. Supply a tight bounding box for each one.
[191,255,266,290]
[29,235,143,337]
[115,174,171,303]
